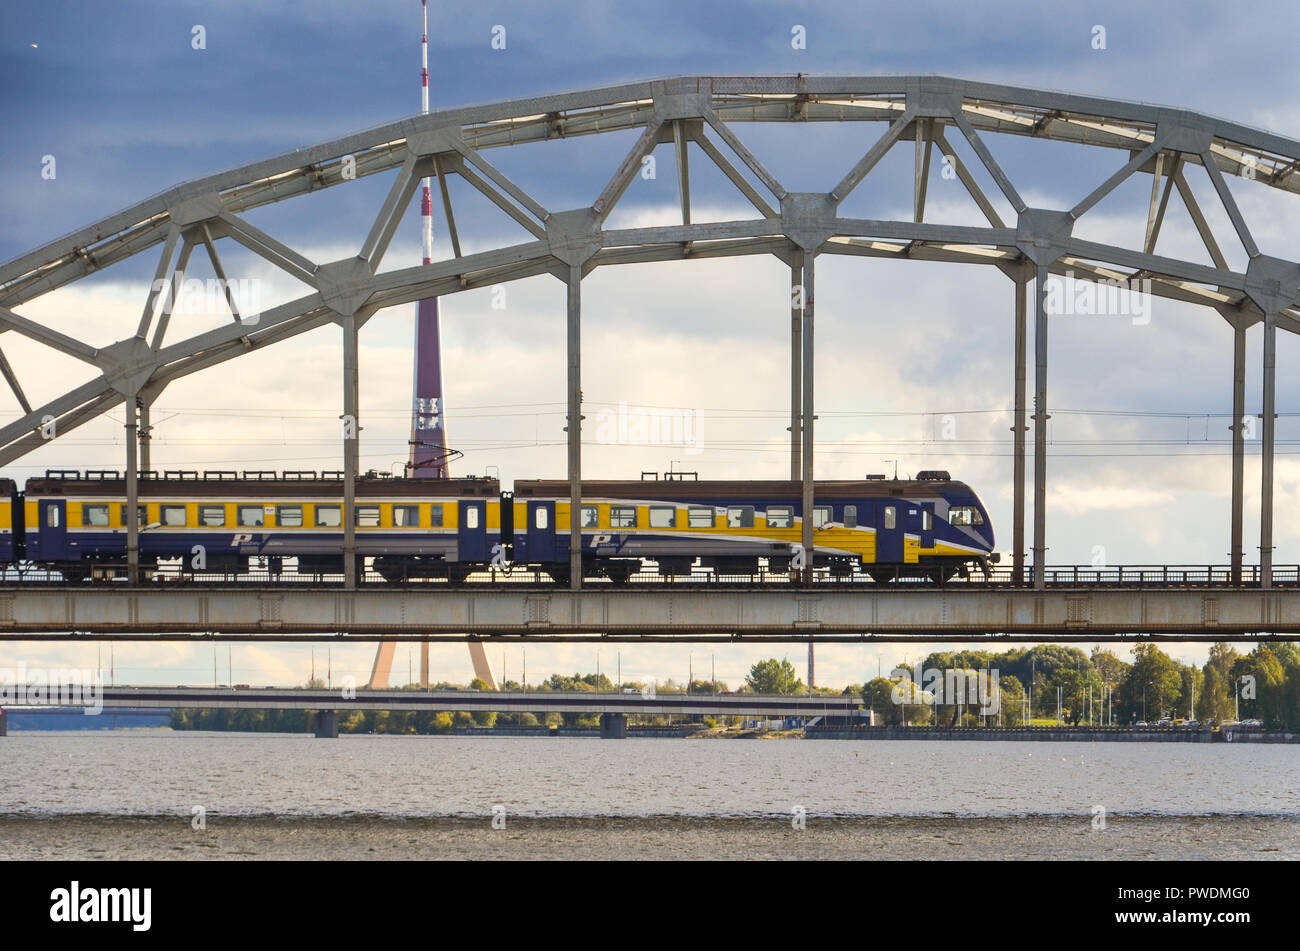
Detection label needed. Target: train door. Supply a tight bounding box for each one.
[903,504,923,563]
[37,499,68,560]
[527,500,556,562]
[458,500,487,562]
[920,502,935,549]
[875,500,903,563]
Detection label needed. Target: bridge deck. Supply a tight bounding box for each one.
[0,584,1294,641]
[86,687,859,717]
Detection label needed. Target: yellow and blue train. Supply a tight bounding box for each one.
[3,470,996,582]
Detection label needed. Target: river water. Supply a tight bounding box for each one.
[2,733,1297,859]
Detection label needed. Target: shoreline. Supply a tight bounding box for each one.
[2,814,1295,860]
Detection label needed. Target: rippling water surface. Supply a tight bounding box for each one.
[3,732,1297,818]
[3,733,1296,858]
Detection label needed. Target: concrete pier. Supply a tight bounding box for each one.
[312,710,339,738]
[599,712,628,739]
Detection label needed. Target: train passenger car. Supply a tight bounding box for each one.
[511,472,995,582]
[0,477,20,565]
[22,470,501,581]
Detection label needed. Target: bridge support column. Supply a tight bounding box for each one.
[1032,264,1050,590]
[1261,311,1276,589]
[125,393,140,585]
[566,265,583,591]
[1012,265,1030,584]
[342,312,360,589]
[313,710,339,738]
[138,398,152,474]
[1230,322,1246,583]
[789,248,804,480]
[800,252,816,587]
[0,708,7,736]
[599,712,627,738]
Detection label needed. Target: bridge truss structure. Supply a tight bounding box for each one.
[3,72,1300,614]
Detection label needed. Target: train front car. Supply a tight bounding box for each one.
[512,474,994,583]
[23,470,501,582]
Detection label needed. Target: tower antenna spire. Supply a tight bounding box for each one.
[408,0,451,478]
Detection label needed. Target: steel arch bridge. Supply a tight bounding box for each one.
[3,73,1300,592]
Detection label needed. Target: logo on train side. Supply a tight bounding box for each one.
[230,533,254,547]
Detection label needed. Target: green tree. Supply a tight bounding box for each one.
[1090,647,1128,688]
[1120,645,1182,723]
[1232,647,1286,727]
[746,658,804,695]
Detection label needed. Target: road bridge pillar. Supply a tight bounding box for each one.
[599,712,627,739]
[312,710,339,738]
[0,708,7,736]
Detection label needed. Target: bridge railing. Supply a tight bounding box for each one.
[0,561,1289,588]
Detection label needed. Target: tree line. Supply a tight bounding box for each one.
[853,643,1300,729]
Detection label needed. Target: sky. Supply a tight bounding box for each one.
[2,0,1300,689]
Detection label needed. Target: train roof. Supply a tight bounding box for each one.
[514,478,978,500]
[23,471,499,498]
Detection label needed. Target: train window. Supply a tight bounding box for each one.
[883,506,896,530]
[812,506,832,529]
[534,506,549,530]
[46,505,61,528]
[429,504,443,528]
[276,505,303,527]
[465,507,480,530]
[83,504,110,527]
[237,505,264,527]
[766,506,793,528]
[726,506,754,528]
[649,506,676,528]
[315,505,342,528]
[948,506,984,527]
[610,506,637,528]
[844,505,858,529]
[922,510,932,532]
[356,506,381,527]
[160,505,187,527]
[393,505,419,527]
[199,505,226,527]
[120,504,148,527]
[580,505,599,528]
[688,507,715,528]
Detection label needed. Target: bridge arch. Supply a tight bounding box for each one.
[3,74,1299,587]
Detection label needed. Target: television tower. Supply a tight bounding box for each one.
[409,0,450,478]
[368,1,496,691]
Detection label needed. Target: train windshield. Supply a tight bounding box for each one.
[948,505,984,526]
